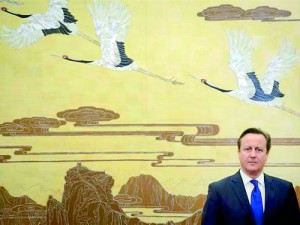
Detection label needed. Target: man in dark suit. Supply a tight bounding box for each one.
[201,127,300,225]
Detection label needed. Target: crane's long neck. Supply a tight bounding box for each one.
[3,9,31,18]
[64,57,93,64]
[204,81,232,93]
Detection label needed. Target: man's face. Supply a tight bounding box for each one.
[238,133,269,178]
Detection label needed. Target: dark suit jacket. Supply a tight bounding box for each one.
[201,171,300,225]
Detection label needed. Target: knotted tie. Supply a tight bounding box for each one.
[250,180,263,225]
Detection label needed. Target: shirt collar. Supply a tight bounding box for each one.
[239,169,265,187]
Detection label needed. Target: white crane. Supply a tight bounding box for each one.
[62,0,183,85]
[0,0,80,49]
[193,30,299,116]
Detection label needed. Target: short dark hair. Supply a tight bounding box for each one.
[237,128,271,152]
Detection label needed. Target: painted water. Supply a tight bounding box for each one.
[123,207,193,223]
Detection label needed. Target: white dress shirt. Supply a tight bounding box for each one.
[240,169,266,211]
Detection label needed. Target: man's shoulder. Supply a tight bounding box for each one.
[264,174,293,187]
[210,172,240,187]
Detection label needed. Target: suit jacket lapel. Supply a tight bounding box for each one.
[230,171,256,224]
[264,174,276,219]
[231,172,252,212]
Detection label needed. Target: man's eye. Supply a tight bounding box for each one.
[256,148,263,152]
[244,148,251,152]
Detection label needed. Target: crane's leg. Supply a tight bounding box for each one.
[137,68,184,85]
[275,106,300,117]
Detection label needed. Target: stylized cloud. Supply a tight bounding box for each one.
[57,106,120,126]
[198,5,291,21]
[0,0,23,5]
[114,194,142,206]
[244,6,291,20]
[0,117,66,135]
[11,203,46,213]
[0,122,31,135]
[0,155,11,163]
[13,117,66,129]
[198,4,245,20]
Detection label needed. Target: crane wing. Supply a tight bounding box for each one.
[0,24,45,49]
[49,0,77,23]
[87,0,131,66]
[50,0,68,8]
[0,1,76,49]
[226,30,256,96]
[261,40,298,94]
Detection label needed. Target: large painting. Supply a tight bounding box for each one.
[0,0,299,224]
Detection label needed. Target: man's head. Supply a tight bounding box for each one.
[237,128,271,178]
[238,128,271,153]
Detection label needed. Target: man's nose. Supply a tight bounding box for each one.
[250,149,257,157]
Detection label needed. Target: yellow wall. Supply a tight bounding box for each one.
[0,1,299,223]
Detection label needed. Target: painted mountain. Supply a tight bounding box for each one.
[116,174,206,213]
[46,163,136,225]
[0,186,46,225]
[1,164,299,225]
[46,163,202,225]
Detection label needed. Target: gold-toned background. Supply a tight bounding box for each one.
[0,0,299,220]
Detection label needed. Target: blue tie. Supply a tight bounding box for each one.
[250,180,263,225]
